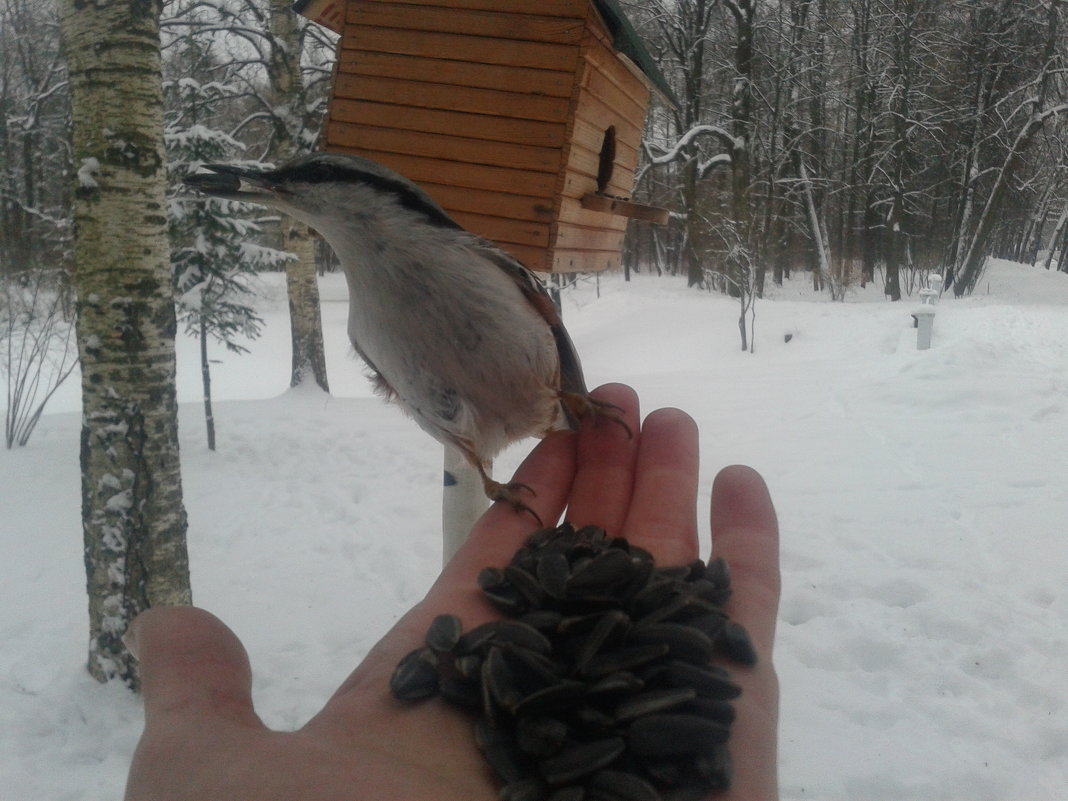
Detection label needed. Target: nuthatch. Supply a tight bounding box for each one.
[186,153,620,519]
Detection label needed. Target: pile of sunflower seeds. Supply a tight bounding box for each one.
[390,523,757,801]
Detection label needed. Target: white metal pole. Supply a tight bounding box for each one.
[441,445,488,566]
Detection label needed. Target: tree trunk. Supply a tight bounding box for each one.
[954,107,1064,295]
[200,316,215,451]
[58,0,191,687]
[1057,221,1068,273]
[268,0,330,392]
[282,218,330,390]
[953,0,1063,296]
[1042,205,1068,271]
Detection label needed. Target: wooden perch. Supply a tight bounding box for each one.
[581,192,670,225]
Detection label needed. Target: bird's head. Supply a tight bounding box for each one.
[184,153,461,241]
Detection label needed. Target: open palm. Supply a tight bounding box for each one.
[123,384,781,801]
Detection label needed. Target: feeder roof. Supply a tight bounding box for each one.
[292,0,677,107]
[591,0,677,107]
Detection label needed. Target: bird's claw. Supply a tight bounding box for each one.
[560,392,633,439]
[484,479,543,525]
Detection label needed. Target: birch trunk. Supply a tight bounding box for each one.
[58,0,191,687]
[1042,206,1068,271]
[282,217,329,390]
[268,0,330,392]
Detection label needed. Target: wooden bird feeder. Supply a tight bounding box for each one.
[293,0,673,274]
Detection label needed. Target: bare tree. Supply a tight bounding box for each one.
[950,0,1067,295]
[1,268,77,447]
[0,0,71,277]
[57,0,191,687]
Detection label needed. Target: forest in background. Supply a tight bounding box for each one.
[2,0,1067,303]
[625,0,1068,302]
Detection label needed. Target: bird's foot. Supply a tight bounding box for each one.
[560,392,633,439]
[484,478,543,525]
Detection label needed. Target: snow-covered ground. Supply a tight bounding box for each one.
[2,259,1066,800]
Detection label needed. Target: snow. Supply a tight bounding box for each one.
[2,258,1067,799]
[76,158,100,189]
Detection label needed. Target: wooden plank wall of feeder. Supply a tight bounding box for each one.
[325,0,593,272]
[549,5,648,274]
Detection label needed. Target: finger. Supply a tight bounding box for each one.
[325,428,579,707]
[441,426,577,591]
[618,407,700,565]
[709,465,781,801]
[710,465,780,654]
[563,383,641,534]
[127,606,262,729]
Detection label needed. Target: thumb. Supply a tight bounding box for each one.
[126,606,262,728]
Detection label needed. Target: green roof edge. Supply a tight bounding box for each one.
[592,0,678,108]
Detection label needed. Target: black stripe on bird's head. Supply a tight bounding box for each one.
[185,154,462,231]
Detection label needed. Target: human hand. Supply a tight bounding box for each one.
[123,384,780,801]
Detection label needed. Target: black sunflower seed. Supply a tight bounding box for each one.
[389,647,439,700]
[586,671,644,697]
[484,740,534,785]
[495,620,553,655]
[456,653,483,679]
[539,737,625,785]
[653,564,692,581]
[501,643,562,689]
[629,579,676,616]
[513,679,587,716]
[688,578,731,607]
[457,621,500,655]
[694,744,733,791]
[500,777,549,801]
[485,646,525,710]
[567,549,635,594]
[664,661,742,700]
[520,610,564,632]
[683,697,737,725]
[574,609,631,669]
[439,675,481,707]
[479,567,508,590]
[614,687,697,722]
[390,522,751,800]
[573,703,615,732]
[536,551,571,599]
[507,565,548,606]
[580,643,670,678]
[715,620,758,666]
[587,769,661,801]
[686,612,727,640]
[484,584,529,615]
[627,714,731,757]
[425,614,463,653]
[516,716,569,758]
[546,785,585,801]
[627,623,715,665]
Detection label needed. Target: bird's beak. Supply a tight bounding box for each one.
[183,164,281,202]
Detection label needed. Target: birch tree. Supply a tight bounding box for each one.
[162,0,333,390]
[57,0,190,687]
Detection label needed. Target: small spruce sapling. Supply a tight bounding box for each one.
[165,77,294,449]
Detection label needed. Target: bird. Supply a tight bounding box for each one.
[185,153,623,522]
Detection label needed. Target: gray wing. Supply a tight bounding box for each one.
[469,239,590,402]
